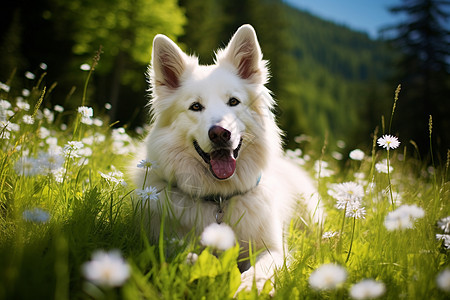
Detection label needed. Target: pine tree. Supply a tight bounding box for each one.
[382,0,450,156]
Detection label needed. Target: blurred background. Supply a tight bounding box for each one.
[0,0,449,159]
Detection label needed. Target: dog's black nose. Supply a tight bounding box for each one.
[208,125,231,145]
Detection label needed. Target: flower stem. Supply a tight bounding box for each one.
[142,167,149,189]
[345,217,356,263]
[337,202,347,253]
[386,149,395,209]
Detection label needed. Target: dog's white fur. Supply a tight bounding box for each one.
[133,24,324,293]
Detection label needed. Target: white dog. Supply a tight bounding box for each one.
[133,24,324,293]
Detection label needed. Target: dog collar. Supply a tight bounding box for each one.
[202,173,261,223]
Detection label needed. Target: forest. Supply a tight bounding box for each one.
[0,0,448,156]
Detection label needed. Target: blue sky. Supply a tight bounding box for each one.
[285,0,404,38]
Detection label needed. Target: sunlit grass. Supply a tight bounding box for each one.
[0,70,449,299]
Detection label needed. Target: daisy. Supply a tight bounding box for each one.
[200,223,236,251]
[384,204,425,231]
[375,159,393,174]
[82,250,130,288]
[63,141,84,159]
[436,269,450,292]
[137,159,157,170]
[135,186,160,202]
[377,134,400,150]
[350,279,386,299]
[349,149,365,161]
[436,234,450,249]
[308,263,347,291]
[345,201,366,219]
[329,182,365,206]
[437,216,450,233]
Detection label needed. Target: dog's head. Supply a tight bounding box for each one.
[147,25,280,193]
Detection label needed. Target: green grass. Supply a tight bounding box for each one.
[0,73,449,300]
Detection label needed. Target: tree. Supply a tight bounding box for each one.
[382,0,450,156]
[52,0,186,120]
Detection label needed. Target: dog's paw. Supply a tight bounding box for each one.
[234,266,274,297]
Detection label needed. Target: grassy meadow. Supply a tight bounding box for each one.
[0,69,449,300]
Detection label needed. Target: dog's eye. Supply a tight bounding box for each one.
[228,97,240,107]
[189,102,204,112]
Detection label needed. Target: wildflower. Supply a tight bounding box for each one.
[40,62,48,70]
[286,149,305,165]
[80,63,91,71]
[63,141,84,159]
[51,167,65,183]
[38,150,64,172]
[438,216,450,233]
[82,250,130,288]
[436,269,450,292]
[92,118,103,127]
[350,279,386,300]
[16,98,30,111]
[384,204,425,231]
[135,186,159,202]
[377,134,400,150]
[332,151,343,160]
[315,160,334,178]
[105,103,112,110]
[25,71,35,80]
[322,231,339,239]
[308,263,347,291]
[22,89,30,97]
[23,208,50,223]
[100,168,125,186]
[0,82,10,92]
[200,223,236,251]
[375,159,393,174]
[14,156,41,176]
[137,159,156,170]
[349,149,365,161]
[336,140,346,149]
[43,108,54,123]
[345,201,366,219]
[22,115,34,125]
[329,182,365,209]
[186,252,198,265]
[436,234,450,249]
[38,127,51,139]
[54,104,64,112]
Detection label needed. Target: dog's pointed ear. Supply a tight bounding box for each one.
[150,35,187,91]
[217,24,268,84]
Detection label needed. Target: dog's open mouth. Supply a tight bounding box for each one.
[193,139,242,180]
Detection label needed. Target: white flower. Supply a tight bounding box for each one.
[78,106,93,118]
[329,182,365,209]
[105,103,112,110]
[349,149,365,161]
[377,134,400,150]
[336,140,346,149]
[16,98,30,111]
[384,204,425,231]
[315,161,334,178]
[40,62,48,70]
[80,64,91,71]
[332,151,343,160]
[137,159,156,169]
[437,269,450,292]
[135,186,160,202]
[345,201,366,219]
[322,231,339,239]
[436,234,450,249]
[82,250,130,287]
[200,223,235,251]
[100,169,125,186]
[25,71,35,80]
[375,159,393,174]
[350,279,386,299]
[438,216,450,233]
[308,263,347,291]
[63,141,84,158]
[22,115,34,125]
[23,208,50,223]
[186,252,198,265]
[38,150,64,172]
[43,108,54,123]
[14,156,41,176]
[22,89,30,97]
[0,82,10,92]
[54,105,64,112]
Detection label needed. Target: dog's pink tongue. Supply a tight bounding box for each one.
[210,149,236,179]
